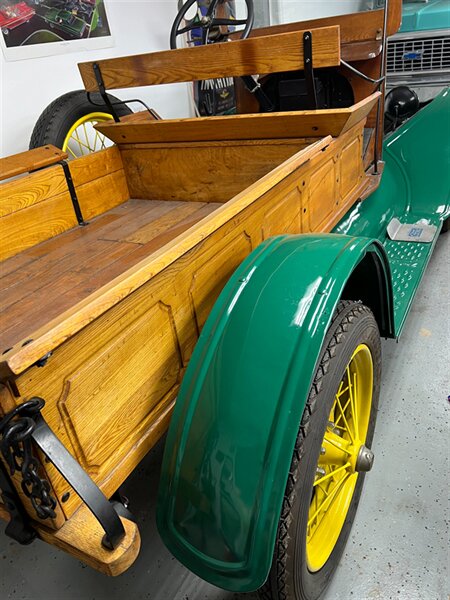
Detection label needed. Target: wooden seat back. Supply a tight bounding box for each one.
[78,26,340,93]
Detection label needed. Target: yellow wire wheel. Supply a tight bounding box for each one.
[62,113,114,159]
[261,301,381,600]
[29,90,132,155]
[306,343,374,572]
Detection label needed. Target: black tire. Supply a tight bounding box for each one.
[440,216,449,234]
[260,301,381,600]
[29,90,132,151]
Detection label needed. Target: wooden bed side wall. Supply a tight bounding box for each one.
[0,147,129,262]
[121,139,317,203]
[10,123,369,522]
[69,146,130,220]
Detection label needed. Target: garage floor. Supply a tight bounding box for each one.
[1,233,448,600]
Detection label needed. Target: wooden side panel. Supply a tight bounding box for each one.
[79,26,340,92]
[69,146,130,220]
[59,302,181,471]
[10,125,369,524]
[0,147,129,261]
[121,140,314,202]
[0,166,77,261]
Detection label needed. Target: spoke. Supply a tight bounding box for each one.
[71,133,93,153]
[177,22,201,35]
[348,367,359,440]
[313,462,350,488]
[66,145,77,159]
[72,129,85,155]
[334,393,354,442]
[308,472,350,528]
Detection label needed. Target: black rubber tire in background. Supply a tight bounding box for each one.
[29,90,132,150]
[259,301,381,600]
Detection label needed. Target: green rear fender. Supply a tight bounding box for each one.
[157,233,393,592]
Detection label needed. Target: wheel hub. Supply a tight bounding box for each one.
[355,444,374,472]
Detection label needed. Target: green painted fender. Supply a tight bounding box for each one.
[157,233,394,592]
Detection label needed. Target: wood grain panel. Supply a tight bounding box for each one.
[261,187,302,239]
[189,231,252,332]
[0,165,68,217]
[97,94,380,145]
[122,141,313,203]
[78,26,340,92]
[0,145,67,182]
[59,301,181,469]
[0,192,78,262]
[76,170,129,221]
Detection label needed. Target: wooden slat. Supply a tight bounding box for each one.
[96,93,380,146]
[78,26,340,92]
[0,145,67,182]
[0,164,68,218]
[0,192,77,262]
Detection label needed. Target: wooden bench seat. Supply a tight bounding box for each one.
[0,198,220,352]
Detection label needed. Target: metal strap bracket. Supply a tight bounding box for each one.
[59,160,86,226]
[92,62,120,122]
[303,31,318,110]
[0,399,126,550]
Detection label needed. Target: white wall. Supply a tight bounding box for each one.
[0,1,192,157]
[267,1,374,25]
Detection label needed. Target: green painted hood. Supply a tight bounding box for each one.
[399,0,450,32]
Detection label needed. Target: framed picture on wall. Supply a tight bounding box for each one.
[0,0,113,61]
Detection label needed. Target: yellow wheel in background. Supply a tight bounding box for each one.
[62,112,114,159]
[29,90,132,155]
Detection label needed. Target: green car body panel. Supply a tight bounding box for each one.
[157,88,450,592]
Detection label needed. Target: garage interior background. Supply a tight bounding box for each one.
[0,0,373,156]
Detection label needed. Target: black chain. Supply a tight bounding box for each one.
[0,399,57,520]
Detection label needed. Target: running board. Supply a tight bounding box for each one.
[383,216,442,334]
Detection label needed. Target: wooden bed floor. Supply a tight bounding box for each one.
[0,199,221,353]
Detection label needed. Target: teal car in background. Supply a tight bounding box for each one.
[386,0,450,102]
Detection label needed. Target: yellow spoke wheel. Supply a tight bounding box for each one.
[261,301,381,600]
[306,343,374,572]
[29,90,132,155]
[62,113,114,159]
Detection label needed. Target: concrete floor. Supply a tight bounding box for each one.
[0,234,448,600]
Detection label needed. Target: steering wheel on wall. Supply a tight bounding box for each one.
[170,0,254,49]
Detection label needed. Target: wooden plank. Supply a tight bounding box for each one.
[0,503,10,522]
[0,165,68,218]
[78,26,340,92]
[0,192,78,262]
[68,146,125,188]
[96,93,380,145]
[76,170,130,221]
[36,504,140,576]
[0,145,67,182]
[0,137,331,377]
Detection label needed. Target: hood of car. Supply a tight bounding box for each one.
[400,0,450,33]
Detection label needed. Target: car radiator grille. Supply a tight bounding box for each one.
[387,35,450,73]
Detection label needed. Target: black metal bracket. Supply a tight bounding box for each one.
[241,75,275,113]
[59,160,86,226]
[303,31,318,110]
[0,458,36,545]
[0,399,127,551]
[92,62,120,122]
